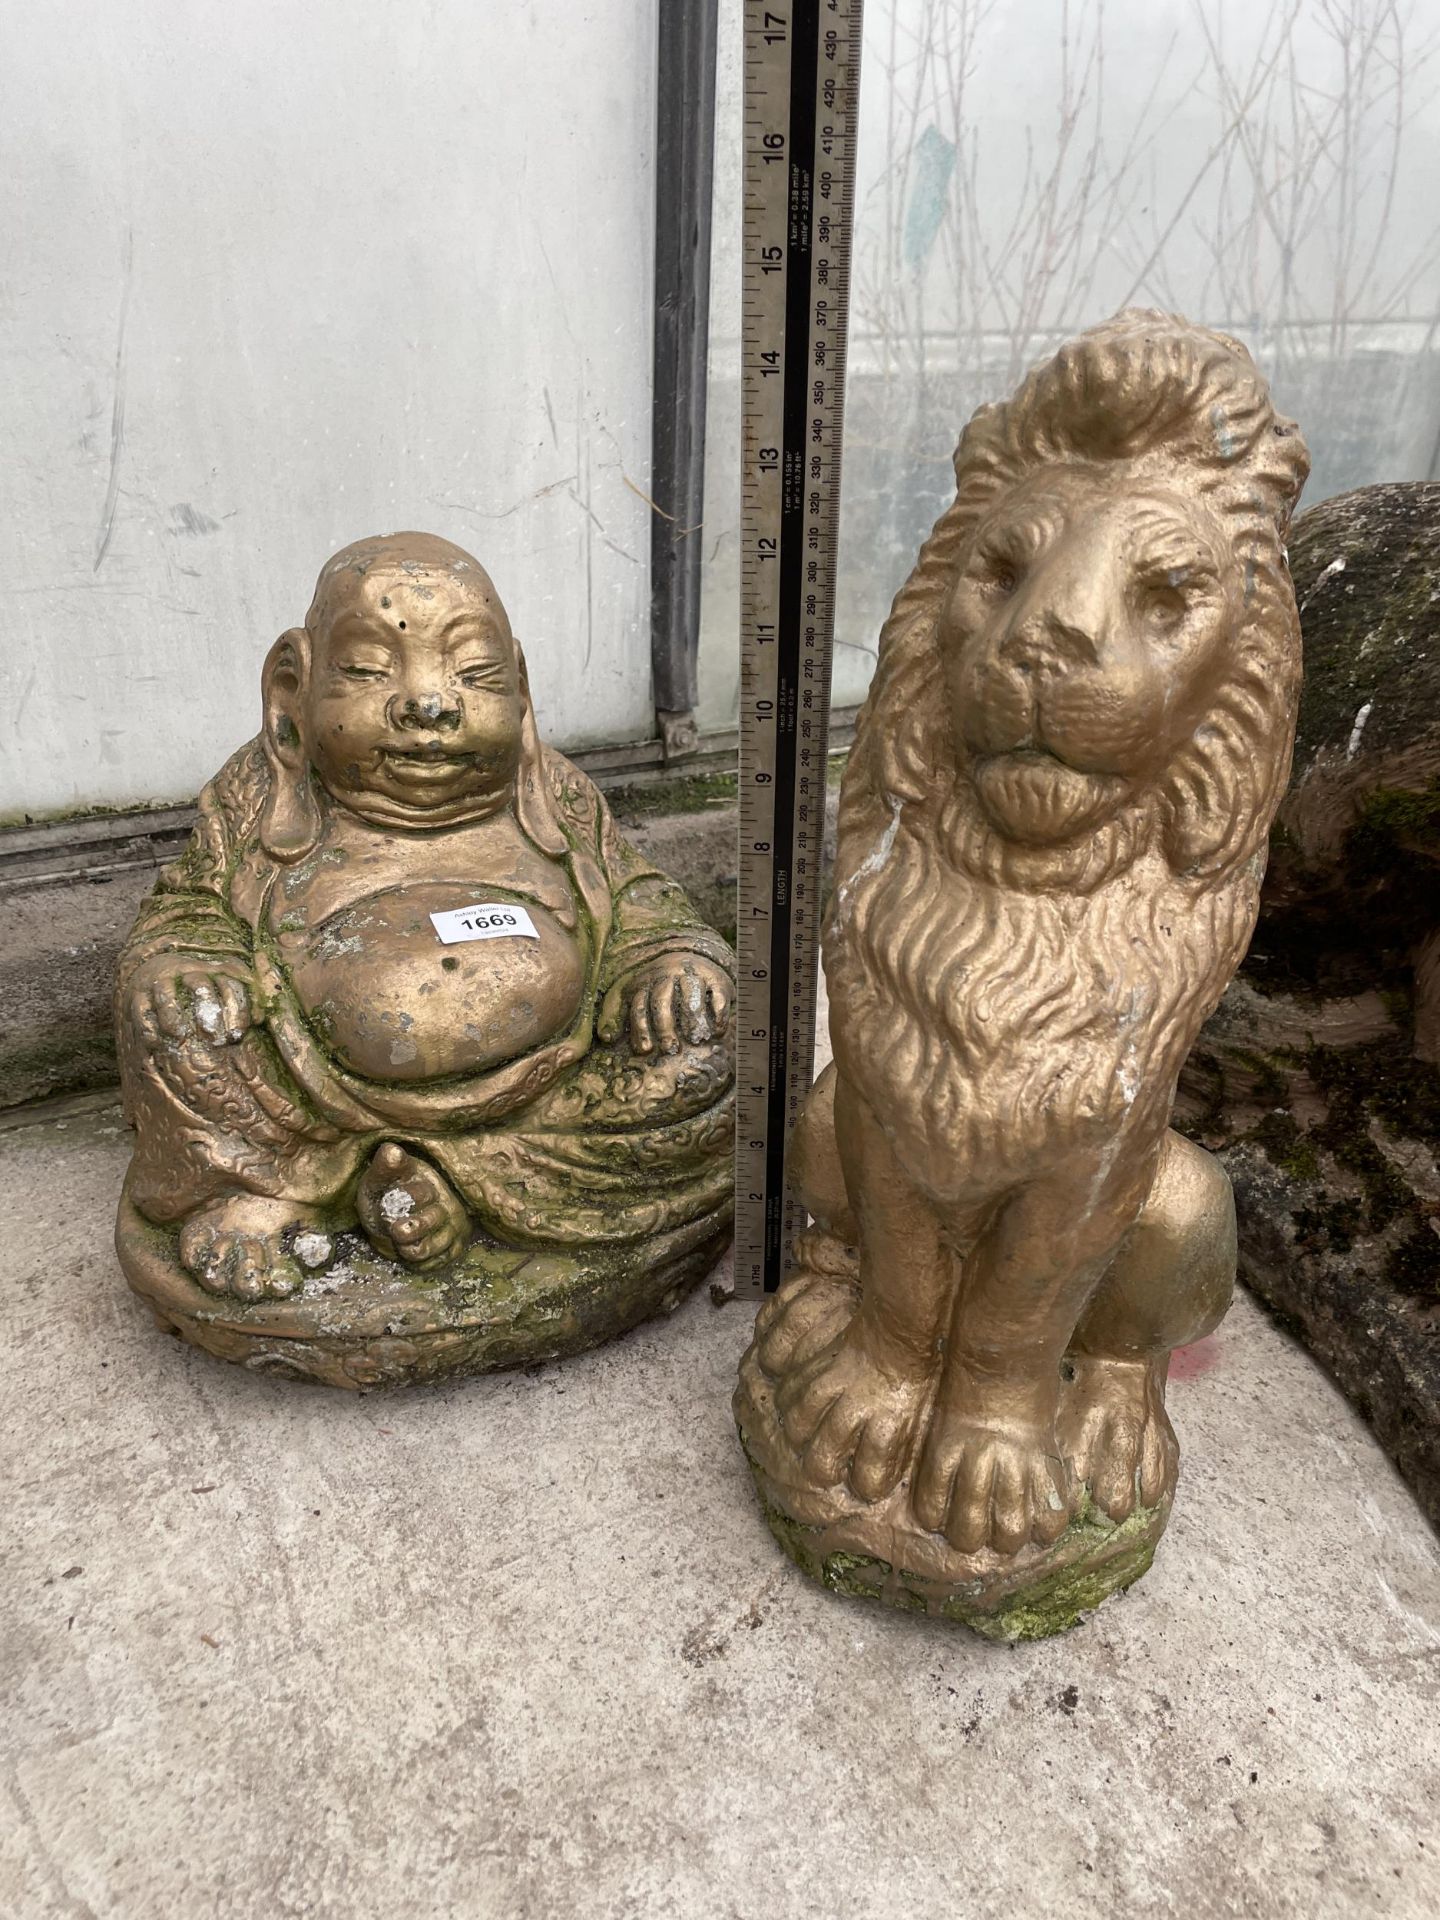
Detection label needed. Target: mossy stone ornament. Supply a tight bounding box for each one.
[114,533,735,1388]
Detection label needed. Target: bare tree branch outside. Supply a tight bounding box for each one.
[699,0,1440,721]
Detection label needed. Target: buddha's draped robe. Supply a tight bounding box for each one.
[117,739,735,1254]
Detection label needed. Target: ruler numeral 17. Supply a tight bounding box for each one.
[737,0,862,1297]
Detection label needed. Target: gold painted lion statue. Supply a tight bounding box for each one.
[735,311,1309,1635]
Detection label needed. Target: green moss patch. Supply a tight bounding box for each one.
[607,770,738,819]
[747,1458,1163,1643]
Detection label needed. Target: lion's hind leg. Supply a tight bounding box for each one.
[752,1063,861,1378]
[788,1062,855,1242]
[1060,1130,1236,1519]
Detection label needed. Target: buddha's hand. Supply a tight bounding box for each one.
[127,956,256,1048]
[597,956,732,1056]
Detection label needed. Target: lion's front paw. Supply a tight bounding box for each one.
[774,1329,929,1501]
[912,1402,1072,1556]
[1059,1353,1178,1520]
[754,1269,857,1381]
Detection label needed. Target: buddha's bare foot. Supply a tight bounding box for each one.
[179,1195,331,1301]
[1059,1352,1177,1520]
[774,1326,930,1501]
[755,1269,857,1379]
[913,1373,1072,1555]
[356,1143,470,1269]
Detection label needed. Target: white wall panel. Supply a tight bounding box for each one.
[1,0,658,816]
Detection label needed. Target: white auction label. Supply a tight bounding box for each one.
[429,903,540,945]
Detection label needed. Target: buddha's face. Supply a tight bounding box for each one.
[302,572,524,827]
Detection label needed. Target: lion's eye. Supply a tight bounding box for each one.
[978,553,1020,595]
[1140,582,1188,626]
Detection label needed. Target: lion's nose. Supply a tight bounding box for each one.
[1000,614,1099,678]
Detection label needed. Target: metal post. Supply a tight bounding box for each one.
[650,0,720,761]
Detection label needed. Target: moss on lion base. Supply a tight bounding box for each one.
[742,1448,1166,1643]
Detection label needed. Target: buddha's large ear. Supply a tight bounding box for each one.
[511,638,568,857]
[258,628,322,862]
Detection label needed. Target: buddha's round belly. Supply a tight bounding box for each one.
[286,885,587,1083]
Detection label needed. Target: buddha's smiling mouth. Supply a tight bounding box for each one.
[381,746,476,775]
[341,744,515,819]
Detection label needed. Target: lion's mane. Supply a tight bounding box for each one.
[824,312,1310,1202]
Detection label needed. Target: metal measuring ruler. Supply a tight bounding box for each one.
[736,0,864,1297]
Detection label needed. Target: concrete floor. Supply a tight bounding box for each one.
[3,1097,1438,1920]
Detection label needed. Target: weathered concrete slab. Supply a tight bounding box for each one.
[2,1101,1437,1918]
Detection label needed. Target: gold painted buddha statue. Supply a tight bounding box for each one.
[115,532,735,1387]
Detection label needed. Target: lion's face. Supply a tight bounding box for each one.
[937,466,1237,847]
